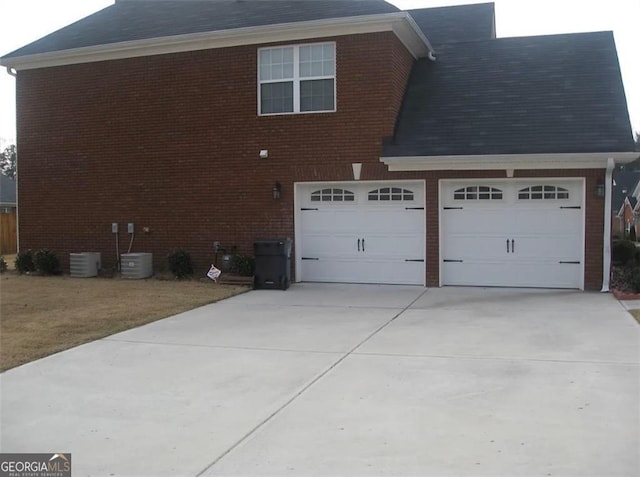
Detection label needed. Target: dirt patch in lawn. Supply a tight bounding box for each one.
[0,273,249,372]
[629,309,640,325]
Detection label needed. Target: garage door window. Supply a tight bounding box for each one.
[454,186,503,200]
[368,187,414,201]
[310,188,355,202]
[518,185,569,200]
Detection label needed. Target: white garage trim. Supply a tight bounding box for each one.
[294,180,426,285]
[381,152,638,172]
[602,158,615,292]
[439,178,585,290]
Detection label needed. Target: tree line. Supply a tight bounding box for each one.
[1,144,16,178]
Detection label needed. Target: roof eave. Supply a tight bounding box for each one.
[380,152,640,171]
[0,12,432,70]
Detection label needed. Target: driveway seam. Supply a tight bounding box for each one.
[194,287,430,476]
[351,351,640,367]
[102,337,346,355]
[214,303,408,310]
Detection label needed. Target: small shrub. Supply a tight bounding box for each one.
[167,249,194,279]
[0,256,7,273]
[34,249,62,275]
[612,240,637,266]
[233,255,255,276]
[630,267,640,294]
[15,250,36,273]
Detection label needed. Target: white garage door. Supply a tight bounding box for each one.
[441,180,584,289]
[296,182,425,285]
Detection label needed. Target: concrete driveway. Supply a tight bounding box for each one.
[1,285,638,476]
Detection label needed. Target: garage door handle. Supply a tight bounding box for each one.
[362,238,365,252]
[512,239,515,253]
[357,238,360,252]
[506,239,510,253]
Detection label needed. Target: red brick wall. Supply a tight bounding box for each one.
[15,31,607,290]
[16,32,415,274]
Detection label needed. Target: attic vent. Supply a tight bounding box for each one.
[518,185,569,200]
[454,186,503,200]
[310,188,355,202]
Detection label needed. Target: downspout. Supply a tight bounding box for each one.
[5,66,18,254]
[601,157,615,292]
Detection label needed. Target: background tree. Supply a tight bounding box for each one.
[0,144,16,178]
[635,131,640,152]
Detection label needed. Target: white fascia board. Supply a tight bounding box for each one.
[0,13,431,70]
[380,152,640,171]
[392,13,434,59]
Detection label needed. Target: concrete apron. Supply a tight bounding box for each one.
[1,285,638,476]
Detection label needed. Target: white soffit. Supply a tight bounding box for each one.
[1,13,432,70]
[381,152,640,171]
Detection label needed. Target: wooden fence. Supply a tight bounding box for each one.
[0,209,17,254]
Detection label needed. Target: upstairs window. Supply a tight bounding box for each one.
[259,43,336,115]
[518,185,569,200]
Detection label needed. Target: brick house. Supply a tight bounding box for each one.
[616,197,639,239]
[1,0,636,290]
[612,167,640,239]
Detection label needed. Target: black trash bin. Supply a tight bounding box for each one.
[253,238,292,290]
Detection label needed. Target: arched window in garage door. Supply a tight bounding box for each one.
[310,188,355,202]
[368,187,414,201]
[453,186,503,200]
[518,185,569,200]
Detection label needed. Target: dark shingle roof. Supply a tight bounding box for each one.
[613,167,640,211]
[408,2,494,46]
[0,174,16,205]
[384,31,635,157]
[2,0,399,59]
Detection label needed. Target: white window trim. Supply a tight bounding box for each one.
[258,41,337,116]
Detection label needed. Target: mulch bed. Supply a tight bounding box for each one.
[611,265,640,300]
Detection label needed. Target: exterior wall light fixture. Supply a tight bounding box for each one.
[595,182,605,197]
[273,181,282,200]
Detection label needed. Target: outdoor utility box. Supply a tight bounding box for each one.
[120,253,153,279]
[253,238,291,290]
[70,252,101,278]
